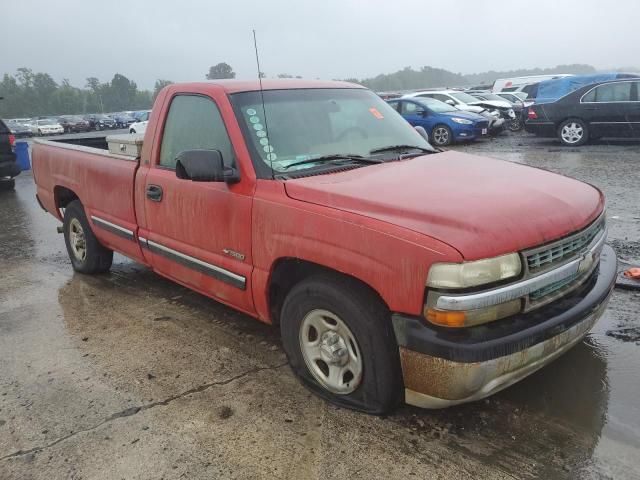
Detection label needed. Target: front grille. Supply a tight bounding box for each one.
[525,216,605,275]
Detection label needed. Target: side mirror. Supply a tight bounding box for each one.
[445,99,456,106]
[175,149,239,183]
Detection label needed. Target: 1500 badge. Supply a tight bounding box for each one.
[223,248,245,261]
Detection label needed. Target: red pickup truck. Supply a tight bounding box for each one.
[32,80,616,413]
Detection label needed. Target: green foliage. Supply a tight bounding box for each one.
[0,69,154,118]
[153,79,173,100]
[206,62,236,80]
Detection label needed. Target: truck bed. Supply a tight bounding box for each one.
[32,137,145,263]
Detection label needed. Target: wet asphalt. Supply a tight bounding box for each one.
[1,132,639,479]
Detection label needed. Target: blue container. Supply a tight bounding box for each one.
[15,141,31,171]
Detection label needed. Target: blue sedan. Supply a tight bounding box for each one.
[387,97,489,146]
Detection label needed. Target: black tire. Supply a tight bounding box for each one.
[130,129,136,134]
[63,200,113,274]
[558,118,589,146]
[431,124,453,146]
[508,118,523,132]
[280,274,403,414]
[0,179,15,191]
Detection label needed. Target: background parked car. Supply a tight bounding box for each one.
[492,74,574,92]
[525,79,640,146]
[387,97,489,146]
[85,114,116,130]
[5,119,33,138]
[129,110,150,134]
[110,112,136,129]
[533,73,640,104]
[132,110,151,121]
[404,90,506,134]
[31,118,64,136]
[467,91,523,131]
[58,115,91,133]
[0,118,20,190]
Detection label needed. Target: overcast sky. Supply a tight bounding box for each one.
[2,0,638,90]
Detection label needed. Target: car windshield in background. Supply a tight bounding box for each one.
[231,88,433,173]
[450,92,483,104]
[476,93,509,102]
[38,119,57,125]
[416,98,458,113]
[513,92,529,100]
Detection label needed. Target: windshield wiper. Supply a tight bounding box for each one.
[282,154,382,170]
[369,144,435,155]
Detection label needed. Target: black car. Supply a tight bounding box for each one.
[59,115,91,133]
[85,114,116,130]
[0,118,20,190]
[6,120,33,138]
[110,112,136,129]
[525,79,640,146]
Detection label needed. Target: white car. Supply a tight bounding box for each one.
[129,111,150,134]
[32,119,64,136]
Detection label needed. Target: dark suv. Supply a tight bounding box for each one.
[0,118,20,190]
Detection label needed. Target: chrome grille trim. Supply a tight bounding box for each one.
[435,228,606,312]
[524,214,606,276]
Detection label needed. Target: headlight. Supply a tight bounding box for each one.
[426,253,521,289]
[451,117,473,125]
[424,253,522,327]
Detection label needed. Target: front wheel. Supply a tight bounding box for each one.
[508,118,523,132]
[63,200,113,274]
[280,274,403,414]
[129,129,136,134]
[431,125,453,146]
[558,118,588,146]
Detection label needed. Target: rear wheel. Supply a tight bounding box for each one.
[63,200,113,274]
[280,274,402,414]
[431,125,453,146]
[558,118,588,146]
[0,179,15,191]
[130,129,136,134]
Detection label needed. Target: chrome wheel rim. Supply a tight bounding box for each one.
[561,122,584,144]
[299,309,363,394]
[433,127,449,145]
[69,218,87,261]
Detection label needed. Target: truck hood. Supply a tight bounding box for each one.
[283,151,604,260]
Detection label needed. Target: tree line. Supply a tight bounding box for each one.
[2,62,636,118]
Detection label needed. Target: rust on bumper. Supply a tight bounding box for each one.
[400,298,609,408]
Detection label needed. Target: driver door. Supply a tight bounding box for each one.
[139,92,255,314]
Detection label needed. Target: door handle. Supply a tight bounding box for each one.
[146,184,163,202]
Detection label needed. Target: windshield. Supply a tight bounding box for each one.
[38,119,57,125]
[416,97,457,113]
[231,88,432,174]
[513,92,528,100]
[474,93,508,102]
[449,92,481,104]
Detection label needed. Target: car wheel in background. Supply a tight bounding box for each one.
[431,125,453,146]
[130,129,136,134]
[280,273,403,414]
[508,118,523,132]
[63,200,113,274]
[0,179,15,191]
[558,118,588,146]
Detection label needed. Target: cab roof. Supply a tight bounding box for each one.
[170,79,364,94]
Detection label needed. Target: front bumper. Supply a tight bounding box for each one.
[392,245,617,408]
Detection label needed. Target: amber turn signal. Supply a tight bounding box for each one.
[425,308,466,328]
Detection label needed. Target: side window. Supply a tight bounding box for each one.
[592,83,632,102]
[434,94,451,103]
[582,88,596,102]
[159,95,235,169]
[387,101,400,112]
[403,102,418,114]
